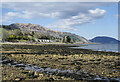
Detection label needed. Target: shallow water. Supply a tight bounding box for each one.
[74,44,119,52]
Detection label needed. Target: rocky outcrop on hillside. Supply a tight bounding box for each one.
[9,23,90,43]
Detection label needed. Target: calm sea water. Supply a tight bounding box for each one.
[74,44,119,52]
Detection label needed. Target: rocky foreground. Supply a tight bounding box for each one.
[1,44,120,81]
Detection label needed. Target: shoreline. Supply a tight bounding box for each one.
[1,42,119,54]
[0,41,99,45]
[2,43,120,80]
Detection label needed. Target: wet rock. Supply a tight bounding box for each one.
[41,67,48,69]
[14,77,23,81]
[2,59,12,64]
[66,69,74,74]
[34,72,39,76]
[49,58,52,59]
[34,66,40,69]
[32,75,39,78]
[82,60,87,62]
[15,64,25,67]
[115,61,120,66]
[24,66,32,70]
[58,58,66,60]
[56,72,65,76]
[22,71,29,74]
[94,62,100,65]
[96,59,101,61]
[70,62,75,65]
[7,63,11,66]
[75,66,81,71]
[79,59,83,61]
[110,78,120,82]
[28,75,38,79]
[89,59,95,62]
[36,68,45,72]
[49,77,54,81]
[45,55,49,57]
[55,59,58,61]
[27,72,34,76]
[27,64,32,67]
[71,61,82,65]
[45,77,54,81]
[61,63,69,65]
[39,74,43,77]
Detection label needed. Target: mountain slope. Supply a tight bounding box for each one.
[9,23,90,43]
[89,36,119,44]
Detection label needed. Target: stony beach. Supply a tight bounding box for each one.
[1,44,120,81]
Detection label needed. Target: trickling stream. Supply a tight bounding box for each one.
[2,59,120,81]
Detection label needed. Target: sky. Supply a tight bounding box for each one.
[1,2,118,40]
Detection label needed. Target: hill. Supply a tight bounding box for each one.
[8,23,90,43]
[0,23,89,43]
[89,36,119,44]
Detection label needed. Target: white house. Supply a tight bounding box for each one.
[35,39,56,43]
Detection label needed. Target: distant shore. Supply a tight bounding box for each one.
[0,41,100,45]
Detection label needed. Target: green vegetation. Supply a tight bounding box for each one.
[1,28,34,42]
[1,25,76,43]
[1,25,55,42]
[62,35,76,43]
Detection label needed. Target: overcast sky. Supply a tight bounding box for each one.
[1,2,118,39]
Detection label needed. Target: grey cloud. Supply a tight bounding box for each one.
[2,2,108,19]
[1,0,119,2]
[2,2,108,31]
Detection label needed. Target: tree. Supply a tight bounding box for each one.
[2,28,10,41]
[62,36,71,43]
[32,31,35,37]
[10,29,23,36]
[66,36,71,43]
[71,38,76,43]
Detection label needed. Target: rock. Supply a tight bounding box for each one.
[2,59,12,64]
[22,71,29,74]
[11,61,17,65]
[115,61,120,66]
[27,72,34,76]
[39,74,43,77]
[75,66,81,71]
[15,64,25,67]
[61,63,69,65]
[27,64,32,67]
[110,78,120,82]
[14,78,21,81]
[94,77,102,80]
[79,59,83,61]
[36,68,45,72]
[96,59,101,61]
[89,59,95,61]
[45,55,49,57]
[11,54,15,57]
[49,77,54,81]
[24,67,32,70]
[7,63,11,66]
[57,72,65,76]
[34,66,40,69]
[14,77,23,81]
[71,61,82,65]
[58,58,66,60]
[34,72,39,76]
[33,75,39,78]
